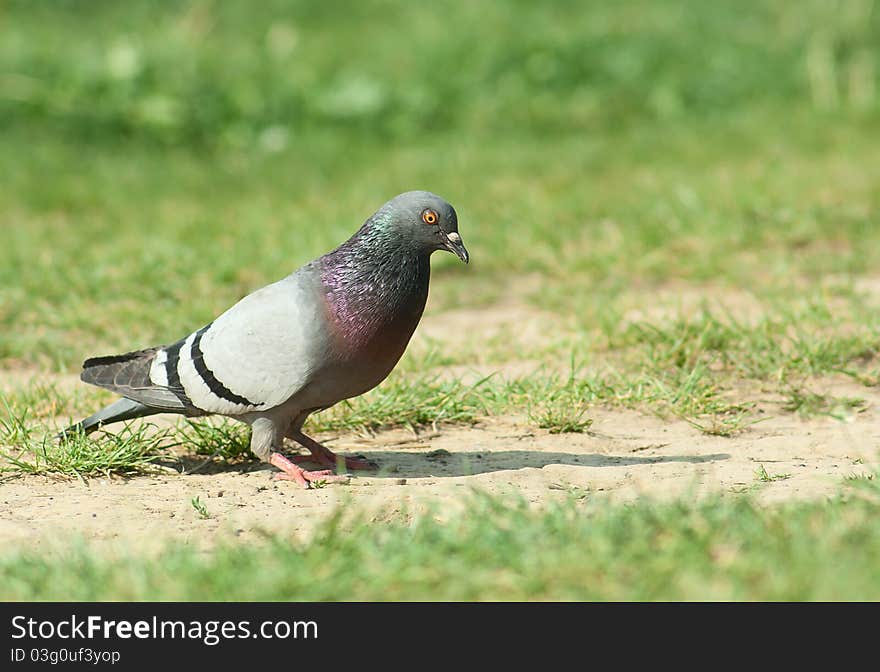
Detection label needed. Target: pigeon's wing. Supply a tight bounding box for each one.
[150,274,329,415]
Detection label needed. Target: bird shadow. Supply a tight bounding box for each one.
[158,454,259,475]
[164,450,730,479]
[354,450,731,479]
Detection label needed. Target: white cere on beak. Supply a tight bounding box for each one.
[447,232,461,243]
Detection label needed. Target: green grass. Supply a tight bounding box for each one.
[177,418,252,462]
[0,423,169,478]
[308,375,495,434]
[3,483,880,600]
[782,387,868,421]
[0,388,171,476]
[190,495,211,520]
[526,364,594,434]
[755,464,792,483]
[528,400,593,435]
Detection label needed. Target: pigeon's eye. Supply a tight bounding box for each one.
[421,209,439,225]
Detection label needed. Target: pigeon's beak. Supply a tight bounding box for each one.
[444,231,469,264]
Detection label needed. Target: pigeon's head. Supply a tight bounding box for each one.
[373,191,469,263]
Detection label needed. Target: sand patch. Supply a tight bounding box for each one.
[1,398,877,556]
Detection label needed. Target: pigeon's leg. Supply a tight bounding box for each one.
[249,417,348,488]
[289,430,379,471]
[284,415,378,470]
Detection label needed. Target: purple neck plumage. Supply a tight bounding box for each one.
[319,220,432,351]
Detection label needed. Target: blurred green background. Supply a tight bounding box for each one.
[1,0,879,368]
[4,0,878,145]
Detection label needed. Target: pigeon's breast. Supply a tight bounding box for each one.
[323,283,426,360]
[315,262,430,401]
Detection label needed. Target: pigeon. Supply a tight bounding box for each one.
[60,191,469,487]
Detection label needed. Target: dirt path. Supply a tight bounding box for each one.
[2,402,877,556]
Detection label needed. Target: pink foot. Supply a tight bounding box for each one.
[269,453,350,489]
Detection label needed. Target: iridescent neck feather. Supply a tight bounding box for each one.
[319,213,431,350]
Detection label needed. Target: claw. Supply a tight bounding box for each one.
[269,453,350,489]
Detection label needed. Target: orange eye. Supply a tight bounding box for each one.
[422,209,438,225]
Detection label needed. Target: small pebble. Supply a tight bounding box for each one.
[426,448,451,460]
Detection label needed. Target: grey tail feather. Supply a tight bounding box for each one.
[80,346,160,390]
[80,345,187,412]
[56,398,160,440]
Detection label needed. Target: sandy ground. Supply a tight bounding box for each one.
[2,405,877,555]
[1,292,878,555]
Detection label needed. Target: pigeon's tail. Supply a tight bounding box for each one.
[57,397,161,440]
[79,346,188,412]
[81,346,161,394]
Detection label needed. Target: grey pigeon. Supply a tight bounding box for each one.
[60,191,468,487]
